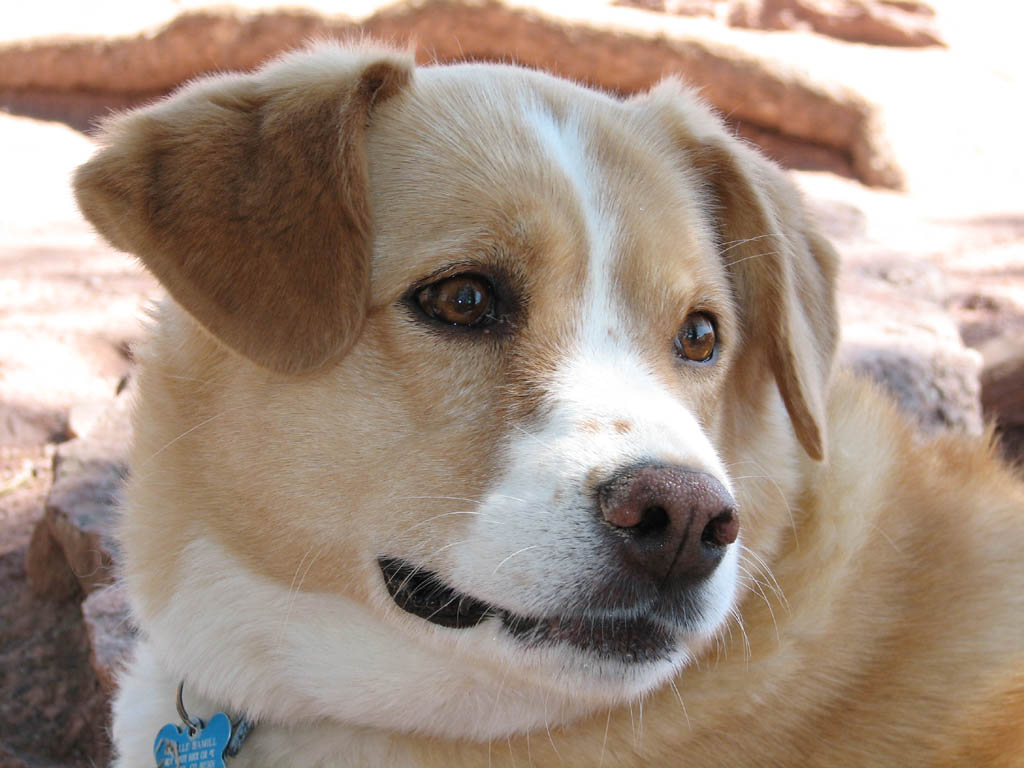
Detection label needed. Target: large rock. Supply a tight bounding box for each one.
[619,0,944,47]
[977,333,1024,463]
[26,393,129,599]
[25,516,81,601]
[842,310,984,435]
[0,0,900,188]
[82,582,135,696]
[979,334,1024,426]
[729,0,944,47]
[838,254,984,436]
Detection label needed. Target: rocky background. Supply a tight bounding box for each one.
[1,0,1022,765]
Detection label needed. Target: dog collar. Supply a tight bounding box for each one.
[153,682,256,767]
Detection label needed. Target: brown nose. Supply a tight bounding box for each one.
[596,466,738,587]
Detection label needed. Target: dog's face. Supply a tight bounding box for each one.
[75,47,837,738]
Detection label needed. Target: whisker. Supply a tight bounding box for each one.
[136,405,247,475]
[723,249,781,269]
[598,709,612,768]
[738,563,781,644]
[718,232,783,254]
[637,695,645,747]
[727,605,752,663]
[510,423,554,451]
[667,678,691,730]
[396,510,485,537]
[541,684,562,762]
[872,522,901,553]
[628,700,636,748]
[492,545,541,575]
[739,545,788,610]
[389,542,468,597]
[276,543,325,649]
[728,458,799,547]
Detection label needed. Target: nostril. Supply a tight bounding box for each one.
[631,505,669,538]
[701,509,739,548]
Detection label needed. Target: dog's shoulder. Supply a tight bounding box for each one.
[806,372,1024,762]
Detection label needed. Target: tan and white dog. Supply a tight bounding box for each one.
[74,44,1024,767]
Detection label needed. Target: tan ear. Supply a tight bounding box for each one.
[73,45,413,374]
[701,142,838,461]
[645,81,839,460]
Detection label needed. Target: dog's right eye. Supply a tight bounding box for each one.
[415,275,494,327]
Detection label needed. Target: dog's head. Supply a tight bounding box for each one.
[75,45,837,737]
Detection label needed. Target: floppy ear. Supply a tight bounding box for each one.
[73,45,413,374]
[697,141,839,461]
[646,82,839,461]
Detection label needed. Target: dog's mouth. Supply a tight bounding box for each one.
[378,556,675,664]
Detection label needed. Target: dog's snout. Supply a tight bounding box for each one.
[597,466,738,586]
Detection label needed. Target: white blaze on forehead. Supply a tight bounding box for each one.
[523,102,618,353]
[521,101,727,479]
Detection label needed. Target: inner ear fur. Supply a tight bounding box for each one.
[646,81,839,461]
[74,44,413,374]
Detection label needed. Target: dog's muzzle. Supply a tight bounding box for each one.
[380,465,738,664]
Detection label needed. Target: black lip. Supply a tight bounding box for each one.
[379,556,494,629]
[378,557,675,663]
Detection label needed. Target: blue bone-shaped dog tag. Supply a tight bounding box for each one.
[154,711,231,768]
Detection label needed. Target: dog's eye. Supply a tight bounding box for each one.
[416,275,494,327]
[675,313,716,363]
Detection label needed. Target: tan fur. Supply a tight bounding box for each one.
[399,375,1024,766]
[73,43,1024,766]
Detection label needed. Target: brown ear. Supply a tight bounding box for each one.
[645,82,839,460]
[74,45,413,374]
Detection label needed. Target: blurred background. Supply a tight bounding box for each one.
[1,1,1022,765]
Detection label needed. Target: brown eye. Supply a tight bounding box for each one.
[675,313,716,363]
[416,275,493,326]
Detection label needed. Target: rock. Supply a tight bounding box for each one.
[614,0,721,15]
[0,403,68,449]
[729,0,944,47]
[0,0,900,188]
[0,743,34,768]
[26,393,130,598]
[43,459,123,596]
[618,0,944,47]
[25,520,80,601]
[844,338,983,435]
[1,530,111,767]
[841,294,984,435]
[833,234,984,435]
[978,334,1024,426]
[997,426,1024,467]
[82,582,135,696]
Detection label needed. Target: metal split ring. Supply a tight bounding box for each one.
[175,681,206,736]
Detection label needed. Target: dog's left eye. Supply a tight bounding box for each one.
[675,312,717,363]
[415,275,494,327]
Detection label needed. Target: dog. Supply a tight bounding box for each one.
[73,43,1024,766]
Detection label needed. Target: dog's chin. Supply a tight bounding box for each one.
[378,556,710,681]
